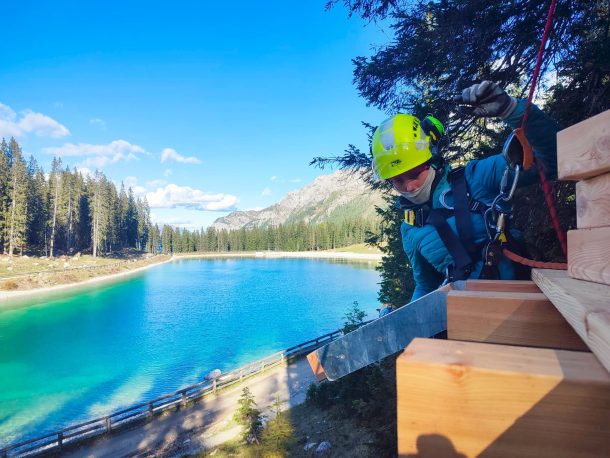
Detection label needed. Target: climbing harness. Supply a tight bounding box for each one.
[403,167,494,282]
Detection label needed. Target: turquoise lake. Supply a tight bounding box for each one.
[0,257,380,446]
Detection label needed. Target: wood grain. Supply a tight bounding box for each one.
[568,228,610,286]
[447,290,588,350]
[532,268,610,374]
[576,173,610,228]
[558,109,610,180]
[397,338,610,458]
[306,351,326,381]
[463,279,541,293]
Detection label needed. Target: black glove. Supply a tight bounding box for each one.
[453,81,517,118]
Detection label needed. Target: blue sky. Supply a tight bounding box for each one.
[0,1,388,228]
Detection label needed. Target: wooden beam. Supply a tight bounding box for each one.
[558,109,610,180]
[532,268,610,374]
[447,290,589,350]
[568,228,610,286]
[306,351,326,381]
[576,173,610,228]
[397,338,610,458]
[463,279,540,293]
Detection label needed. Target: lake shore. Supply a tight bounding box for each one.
[0,255,173,304]
[0,250,381,304]
[174,250,382,261]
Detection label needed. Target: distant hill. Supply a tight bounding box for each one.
[211,170,384,231]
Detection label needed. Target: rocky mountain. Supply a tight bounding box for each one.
[211,170,384,231]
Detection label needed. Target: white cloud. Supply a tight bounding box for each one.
[261,187,272,196]
[0,102,70,139]
[146,184,238,211]
[270,176,278,181]
[90,118,107,130]
[164,168,173,177]
[122,176,147,197]
[76,166,93,178]
[42,139,146,169]
[291,178,302,183]
[147,179,168,189]
[151,216,197,229]
[160,147,201,164]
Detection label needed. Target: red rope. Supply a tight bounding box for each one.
[521,0,558,128]
[520,0,568,257]
[503,248,567,270]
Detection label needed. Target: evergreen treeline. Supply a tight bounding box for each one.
[157,218,379,254]
[0,137,152,257]
[1,137,377,257]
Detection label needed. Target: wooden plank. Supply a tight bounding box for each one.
[447,290,589,350]
[463,279,540,293]
[558,109,610,180]
[306,351,326,381]
[576,173,610,228]
[532,268,610,373]
[568,228,610,286]
[397,338,610,458]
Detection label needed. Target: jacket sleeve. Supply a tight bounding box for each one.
[466,99,561,198]
[401,223,444,301]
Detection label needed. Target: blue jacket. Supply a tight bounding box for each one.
[401,100,560,301]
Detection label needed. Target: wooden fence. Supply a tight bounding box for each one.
[0,329,342,458]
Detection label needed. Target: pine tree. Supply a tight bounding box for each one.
[233,387,264,445]
[136,197,150,251]
[25,156,48,253]
[261,395,294,453]
[6,139,28,255]
[48,157,63,257]
[0,139,11,252]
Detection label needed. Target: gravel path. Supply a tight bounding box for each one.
[63,356,318,458]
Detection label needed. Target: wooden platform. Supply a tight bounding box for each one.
[397,275,610,457]
[397,339,610,457]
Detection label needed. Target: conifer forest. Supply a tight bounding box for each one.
[0,137,377,257]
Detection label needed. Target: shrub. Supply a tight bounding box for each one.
[0,280,19,290]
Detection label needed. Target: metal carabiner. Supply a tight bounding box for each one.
[439,189,454,210]
[503,164,520,202]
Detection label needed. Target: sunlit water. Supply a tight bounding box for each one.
[0,257,380,446]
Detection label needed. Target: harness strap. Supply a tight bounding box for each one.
[426,209,473,281]
[448,168,477,254]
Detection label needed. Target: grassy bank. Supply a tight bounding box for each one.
[0,253,170,292]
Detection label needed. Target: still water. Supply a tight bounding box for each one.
[0,257,380,446]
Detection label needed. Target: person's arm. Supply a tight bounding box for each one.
[456,82,561,195]
[401,224,444,301]
[504,99,560,181]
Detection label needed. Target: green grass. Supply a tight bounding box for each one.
[328,244,382,254]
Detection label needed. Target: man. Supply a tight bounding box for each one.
[372,81,560,302]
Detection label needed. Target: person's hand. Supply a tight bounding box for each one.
[453,81,517,118]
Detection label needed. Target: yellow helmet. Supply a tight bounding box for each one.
[371,114,433,180]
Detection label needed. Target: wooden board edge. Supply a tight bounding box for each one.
[307,350,327,381]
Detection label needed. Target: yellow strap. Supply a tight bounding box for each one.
[404,210,416,226]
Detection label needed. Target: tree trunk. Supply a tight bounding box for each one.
[67,187,72,254]
[50,177,59,258]
[8,171,18,256]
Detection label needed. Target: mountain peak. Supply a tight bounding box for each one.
[211,170,382,231]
